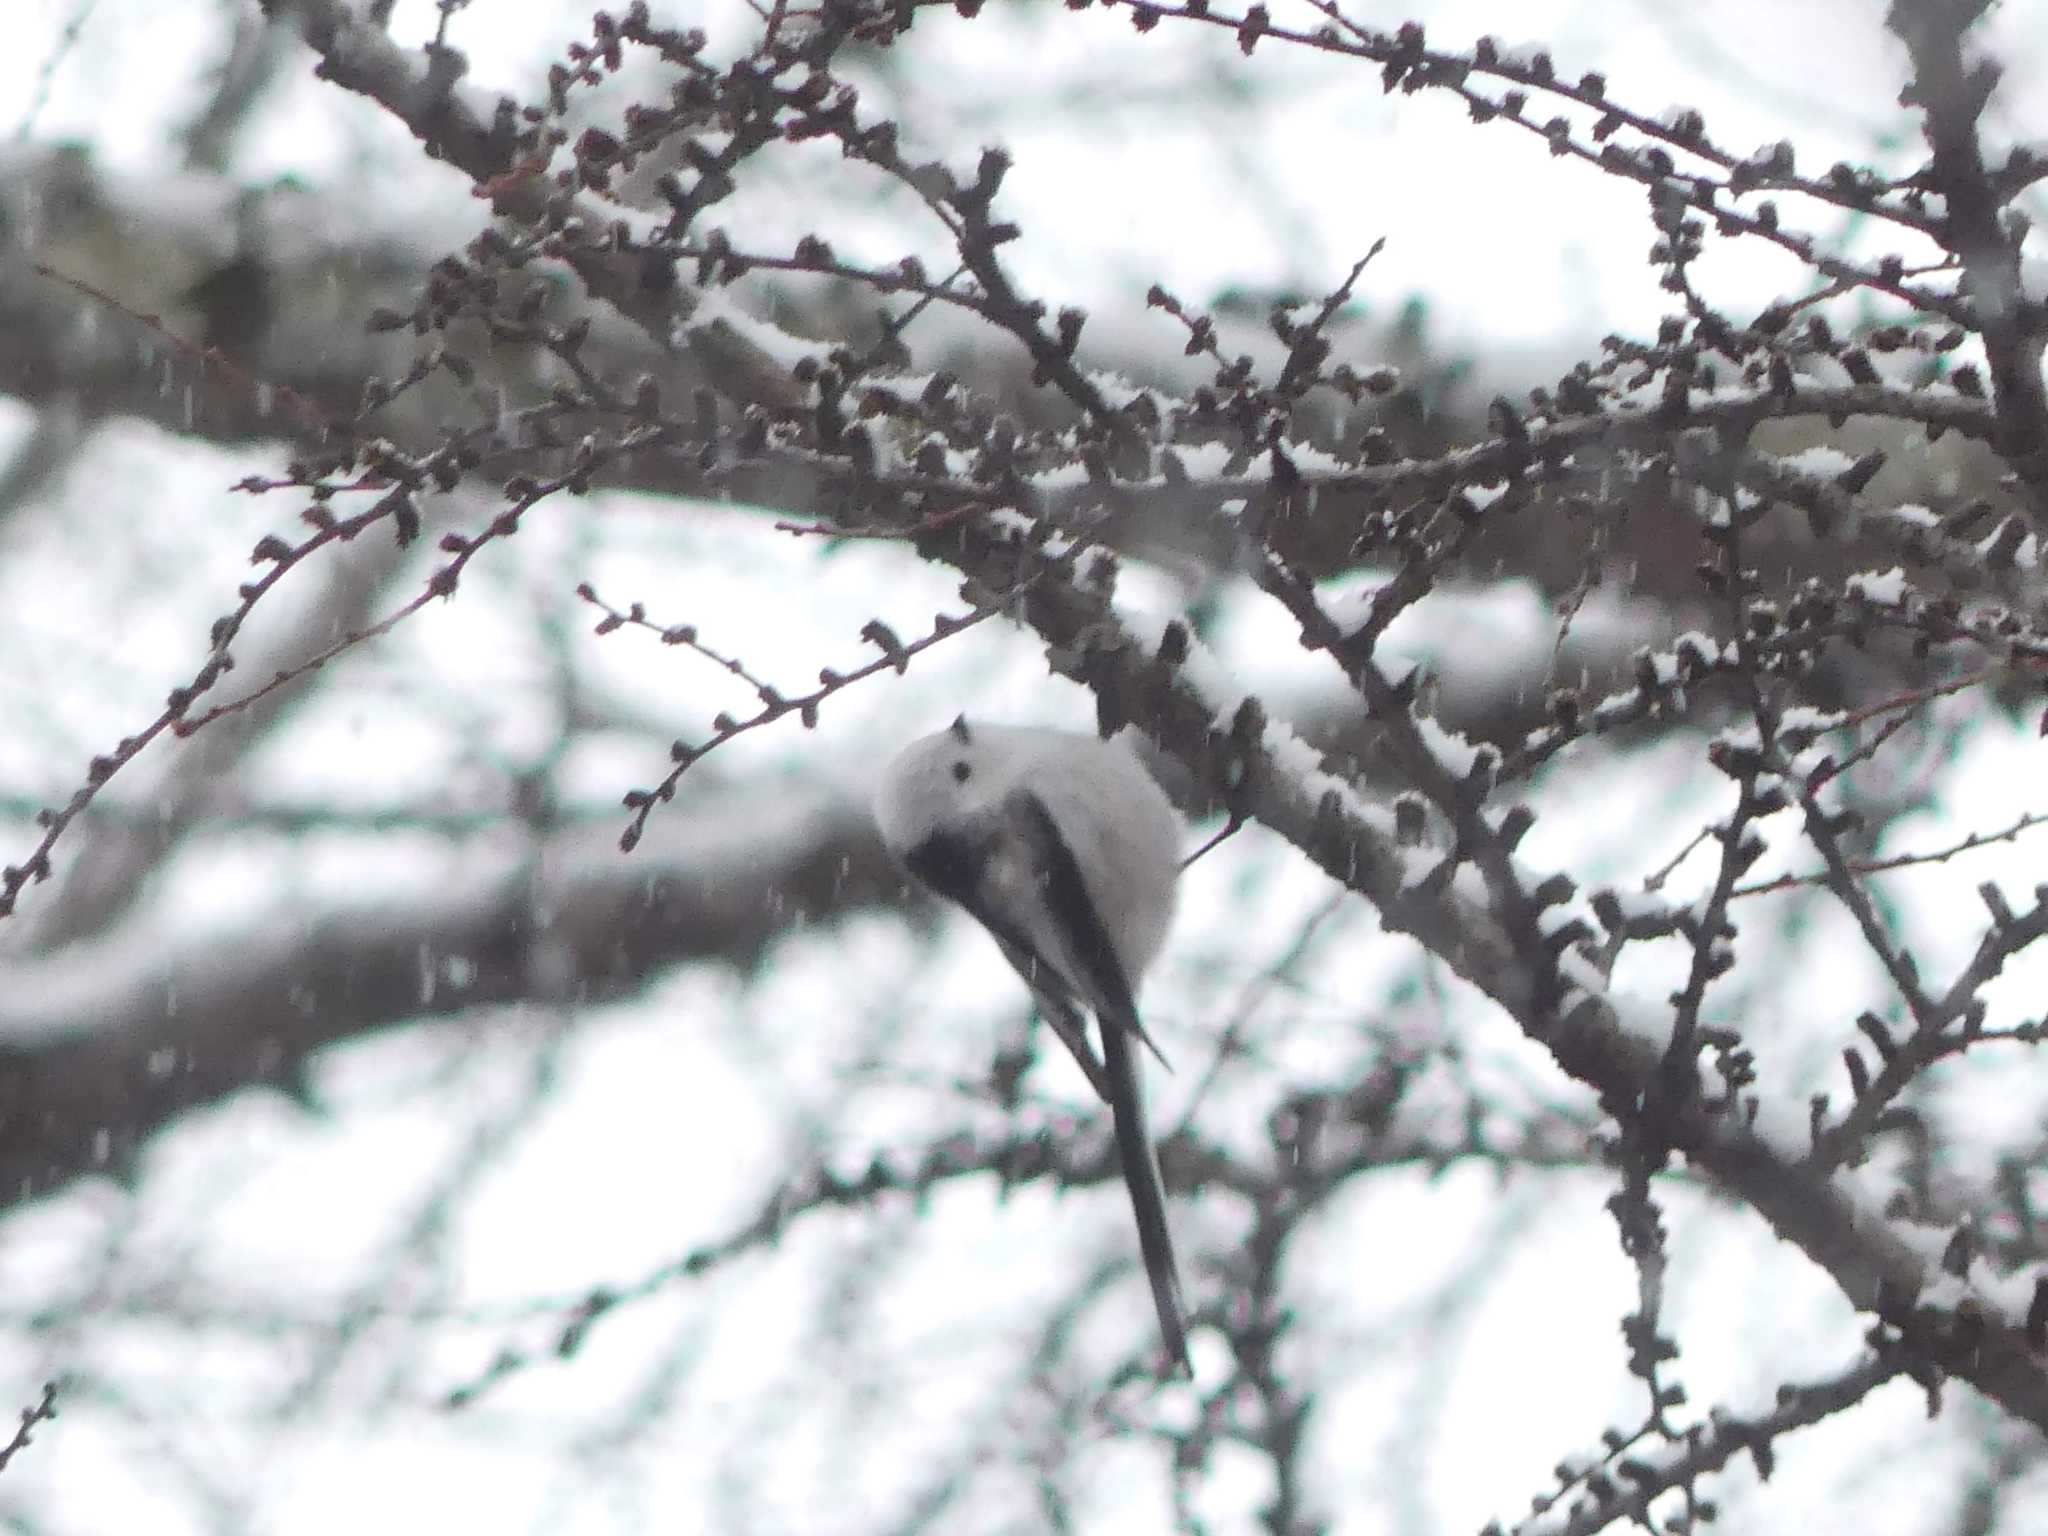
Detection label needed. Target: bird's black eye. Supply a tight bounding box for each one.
[951,760,972,783]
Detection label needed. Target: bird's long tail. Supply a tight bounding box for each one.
[1101,1014,1191,1377]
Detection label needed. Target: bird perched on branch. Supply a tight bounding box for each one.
[875,717,1191,1376]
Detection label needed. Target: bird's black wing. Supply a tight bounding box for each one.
[1006,789,1172,1070]
[903,823,1113,1100]
[988,933,1115,1102]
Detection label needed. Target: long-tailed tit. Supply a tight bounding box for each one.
[874,717,1190,1375]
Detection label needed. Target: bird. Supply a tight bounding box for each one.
[874,717,1190,1375]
